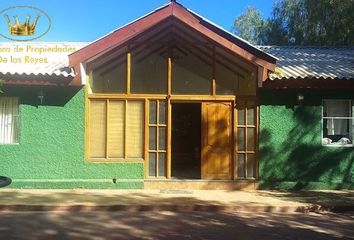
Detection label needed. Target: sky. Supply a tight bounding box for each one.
[0,0,277,42]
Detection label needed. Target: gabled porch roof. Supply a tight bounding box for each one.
[69,1,277,86]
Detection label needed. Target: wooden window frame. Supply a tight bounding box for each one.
[234,97,259,180]
[146,99,168,178]
[86,97,145,163]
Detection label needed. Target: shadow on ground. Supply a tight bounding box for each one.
[0,211,353,240]
[257,190,354,207]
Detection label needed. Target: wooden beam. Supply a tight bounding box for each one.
[127,51,131,94]
[168,56,172,96]
[105,100,109,159]
[212,46,216,96]
[167,99,171,178]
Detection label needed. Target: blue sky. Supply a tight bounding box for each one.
[0,0,276,42]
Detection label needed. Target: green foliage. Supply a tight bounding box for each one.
[233,0,354,45]
[232,7,268,44]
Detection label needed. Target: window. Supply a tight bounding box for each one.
[88,99,144,160]
[323,100,353,146]
[172,46,213,95]
[0,97,19,144]
[89,48,127,94]
[131,47,167,94]
[148,100,167,177]
[236,99,257,178]
[90,62,127,93]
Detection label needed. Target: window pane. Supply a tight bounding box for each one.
[89,100,106,158]
[149,153,156,177]
[215,61,238,95]
[158,153,166,177]
[238,74,256,95]
[126,101,144,158]
[149,127,157,150]
[247,154,255,178]
[324,100,350,117]
[247,102,255,125]
[0,97,19,144]
[247,128,255,151]
[237,102,245,125]
[149,101,157,124]
[237,128,245,151]
[159,101,166,124]
[172,46,212,95]
[159,127,166,150]
[324,118,352,144]
[237,154,245,178]
[131,48,167,94]
[91,59,126,93]
[216,48,256,95]
[107,101,124,158]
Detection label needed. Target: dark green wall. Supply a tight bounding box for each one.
[259,89,354,190]
[0,86,144,189]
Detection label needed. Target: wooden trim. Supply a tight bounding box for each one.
[85,74,91,161]
[127,51,131,94]
[168,57,172,95]
[255,99,260,179]
[87,158,145,163]
[244,101,248,178]
[167,99,172,178]
[124,100,128,159]
[144,99,149,178]
[156,101,160,176]
[171,95,235,101]
[105,100,109,158]
[212,46,216,96]
[89,94,236,101]
[88,94,167,99]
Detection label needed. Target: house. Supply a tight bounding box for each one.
[0,1,353,190]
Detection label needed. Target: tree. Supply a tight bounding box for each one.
[232,7,268,45]
[233,0,354,45]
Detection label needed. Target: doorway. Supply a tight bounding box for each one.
[171,103,201,179]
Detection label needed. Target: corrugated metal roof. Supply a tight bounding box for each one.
[0,42,87,78]
[259,46,354,80]
[1,43,352,81]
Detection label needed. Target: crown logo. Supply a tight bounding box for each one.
[4,14,40,36]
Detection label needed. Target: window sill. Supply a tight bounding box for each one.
[322,144,353,148]
[86,158,145,163]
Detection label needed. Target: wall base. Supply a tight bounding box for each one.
[144,179,259,190]
[6,179,144,189]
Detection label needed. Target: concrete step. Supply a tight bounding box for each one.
[144,179,258,190]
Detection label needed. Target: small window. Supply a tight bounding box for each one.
[0,97,19,144]
[323,100,353,146]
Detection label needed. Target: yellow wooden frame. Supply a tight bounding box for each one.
[85,47,259,181]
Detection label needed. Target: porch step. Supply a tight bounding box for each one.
[144,180,258,190]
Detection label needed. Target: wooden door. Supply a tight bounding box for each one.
[201,102,232,180]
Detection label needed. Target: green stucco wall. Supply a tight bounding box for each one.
[259,89,354,190]
[0,87,144,189]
